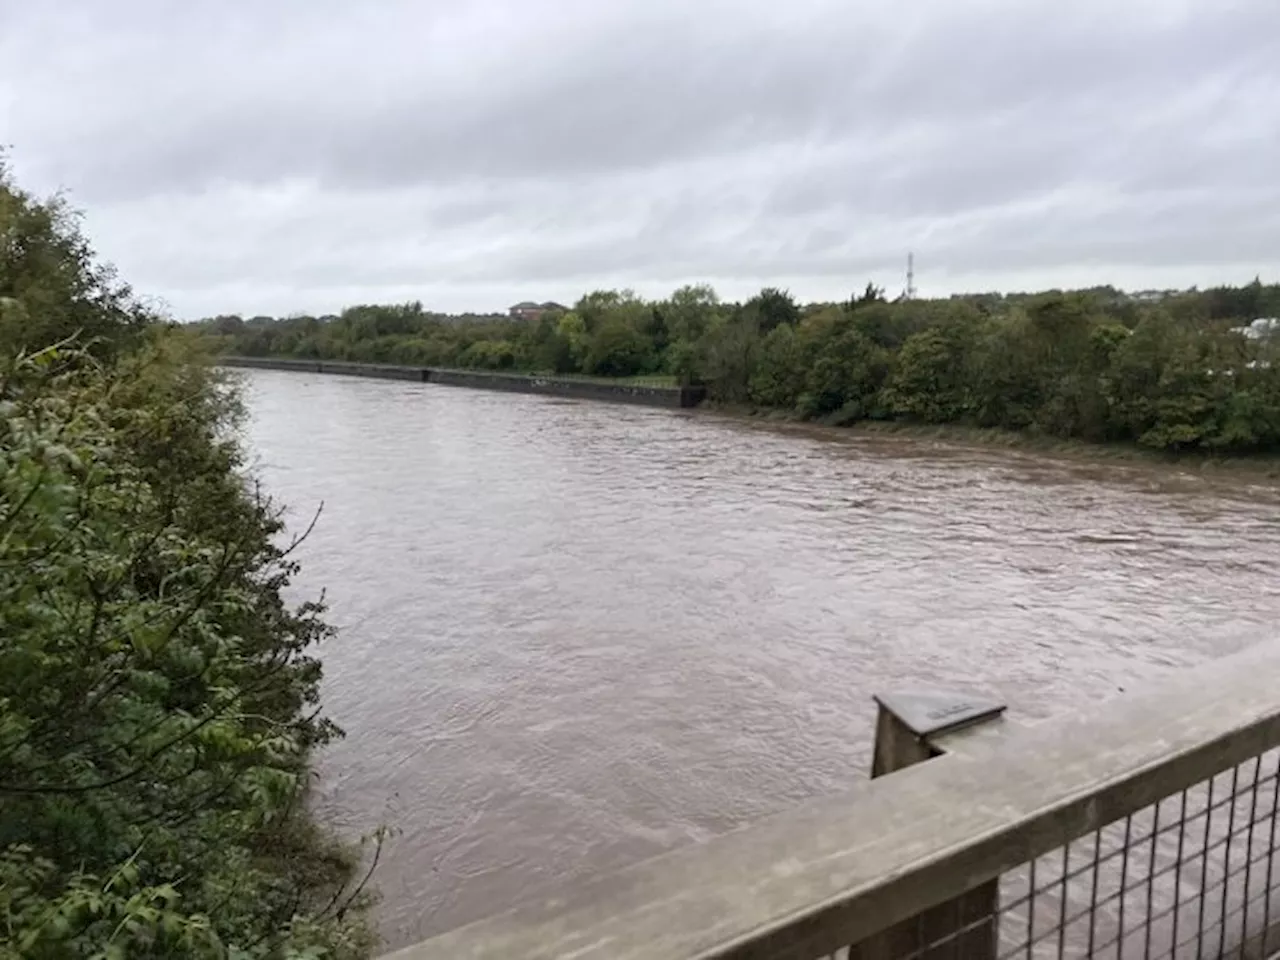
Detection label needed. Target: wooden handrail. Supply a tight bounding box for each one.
[385,640,1280,960]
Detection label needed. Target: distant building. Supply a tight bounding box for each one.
[509,301,569,322]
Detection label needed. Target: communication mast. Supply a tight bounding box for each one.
[904,252,917,300]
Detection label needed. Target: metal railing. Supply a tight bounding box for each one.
[385,640,1280,960]
[861,750,1280,960]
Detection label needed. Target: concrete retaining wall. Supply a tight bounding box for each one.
[219,356,707,409]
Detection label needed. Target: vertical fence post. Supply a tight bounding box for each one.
[851,691,1008,960]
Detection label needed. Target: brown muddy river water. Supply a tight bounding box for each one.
[239,367,1280,952]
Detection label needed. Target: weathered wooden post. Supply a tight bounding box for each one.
[851,690,1009,960]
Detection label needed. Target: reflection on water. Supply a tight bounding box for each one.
[239,368,1280,951]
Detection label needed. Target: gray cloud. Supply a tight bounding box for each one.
[1,0,1277,316]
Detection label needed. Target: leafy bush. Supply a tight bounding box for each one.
[0,162,375,959]
[584,319,649,377]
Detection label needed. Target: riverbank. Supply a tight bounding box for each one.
[715,403,1280,478]
[223,355,1280,477]
[219,356,706,408]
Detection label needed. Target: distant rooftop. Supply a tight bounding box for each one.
[509,301,569,314]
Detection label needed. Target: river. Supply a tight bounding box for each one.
[239,367,1280,952]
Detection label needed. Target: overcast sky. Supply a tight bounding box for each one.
[1,0,1277,318]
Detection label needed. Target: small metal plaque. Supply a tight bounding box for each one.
[874,689,1007,738]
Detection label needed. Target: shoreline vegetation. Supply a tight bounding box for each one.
[0,172,375,954]
[715,405,1280,477]
[199,278,1280,460]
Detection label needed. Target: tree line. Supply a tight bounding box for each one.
[1,167,374,955]
[204,278,1280,453]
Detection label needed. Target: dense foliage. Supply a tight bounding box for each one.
[1,169,373,956]
[206,280,1280,454]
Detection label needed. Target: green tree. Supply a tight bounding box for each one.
[884,328,969,422]
[0,159,151,357]
[663,284,720,343]
[697,312,760,403]
[0,165,374,959]
[665,338,702,385]
[749,324,803,408]
[553,311,589,372]
[846,282,886,312]
[460,338,517,369]
[585,319,648,377]
[966,313,1042,429]
[744,287,800,334]
[795,313,887,419]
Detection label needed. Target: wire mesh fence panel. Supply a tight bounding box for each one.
[835,749,1280,960]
